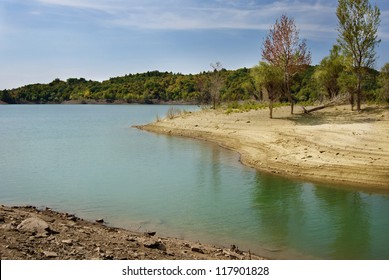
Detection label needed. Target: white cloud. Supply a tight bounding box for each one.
[34,0,337,35]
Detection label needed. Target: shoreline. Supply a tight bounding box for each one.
[135,105,389,192]
[0,205,264,260]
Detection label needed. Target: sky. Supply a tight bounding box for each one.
[1,0,388,90]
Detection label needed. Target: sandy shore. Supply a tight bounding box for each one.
[136,105,389,191]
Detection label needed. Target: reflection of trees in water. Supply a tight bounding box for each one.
[252,173,371,259]
[194,143,222,190]
[210,146,221,188]
[252,173,304,251]
[313,187,371,259]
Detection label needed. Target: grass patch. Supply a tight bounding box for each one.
[166,107,183,119]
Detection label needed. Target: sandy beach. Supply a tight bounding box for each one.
[136,105,389,191]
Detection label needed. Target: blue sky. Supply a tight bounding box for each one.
[1,0,388,89]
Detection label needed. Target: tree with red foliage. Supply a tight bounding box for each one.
[262,14,311,114]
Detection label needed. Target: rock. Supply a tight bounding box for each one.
[61,239,73,245]
[191,246,204,254]
[96,219,104,223]
[227,253,240,260]
[0,223,14,230]
[43,251,58,258]
[230,244,243,254]
[0,215,5,223]
[67,215,77,221]
[143,240,166,251]
[40,216,55,223]
[144,231,156,237]
[17,218,50,233]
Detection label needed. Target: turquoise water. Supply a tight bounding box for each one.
[0,105,388,259]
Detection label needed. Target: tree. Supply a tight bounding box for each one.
[251,62,284,118]
[315,45,345,100]
[262,14,311,114]
[378,63,389,103]
[209,62,224,109]
[336,0,381,111]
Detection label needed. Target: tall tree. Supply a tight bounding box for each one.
[262,14,311,114]
[336,0,381,111]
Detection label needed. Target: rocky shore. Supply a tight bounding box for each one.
[0,205,264,260]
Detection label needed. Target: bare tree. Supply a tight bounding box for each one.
[209,62,224,109]
[262,14,311,114]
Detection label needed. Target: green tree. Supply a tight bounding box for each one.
[315,45,345,99]
[251,62,284,118]
[336,0,381,111]
[378,63,389,103]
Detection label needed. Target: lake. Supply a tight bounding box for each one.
[0,104,388,259]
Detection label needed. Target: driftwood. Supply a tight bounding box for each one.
[302,105,327,113]
[302,95,348,114]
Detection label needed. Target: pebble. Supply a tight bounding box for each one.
[43,251,58,258]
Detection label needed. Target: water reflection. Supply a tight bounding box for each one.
[313,186,371,259]
[252,173,305,256]
[251,172,375,259]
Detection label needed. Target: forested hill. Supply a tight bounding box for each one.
[0,68,257,104]
[1,64,384,105]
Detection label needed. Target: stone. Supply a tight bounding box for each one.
[96,219,104,223]
[43,251,58,258]
[1,223,14,230]
[40,216,55,223]
[0,215,5,223]
[143,240,166,251]
[61,239,73,245]
[17,218,50,233]
[191,246,204,254]
[67,215,77,221]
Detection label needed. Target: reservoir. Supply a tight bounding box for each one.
[1,105,388,259]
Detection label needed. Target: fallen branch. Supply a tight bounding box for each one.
[302,95,348,114]
[302,105,327,114]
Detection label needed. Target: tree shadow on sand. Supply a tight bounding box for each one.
[284,105,388,126]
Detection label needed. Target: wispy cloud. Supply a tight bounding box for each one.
[34,0,337,35]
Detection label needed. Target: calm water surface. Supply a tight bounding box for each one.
[1,105,388,259]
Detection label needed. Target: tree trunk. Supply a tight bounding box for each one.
[356,75,362,111]
[269,99,273,119]
[284,72,294,115]
[303,94,348,114]
[350,92,355,111]
[302,105,326,113]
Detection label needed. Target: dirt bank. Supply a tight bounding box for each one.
[0,205,264,260]
[136,105,389,191]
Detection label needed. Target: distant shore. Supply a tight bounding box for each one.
[136,105,389,191]
[0,99,199,105]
